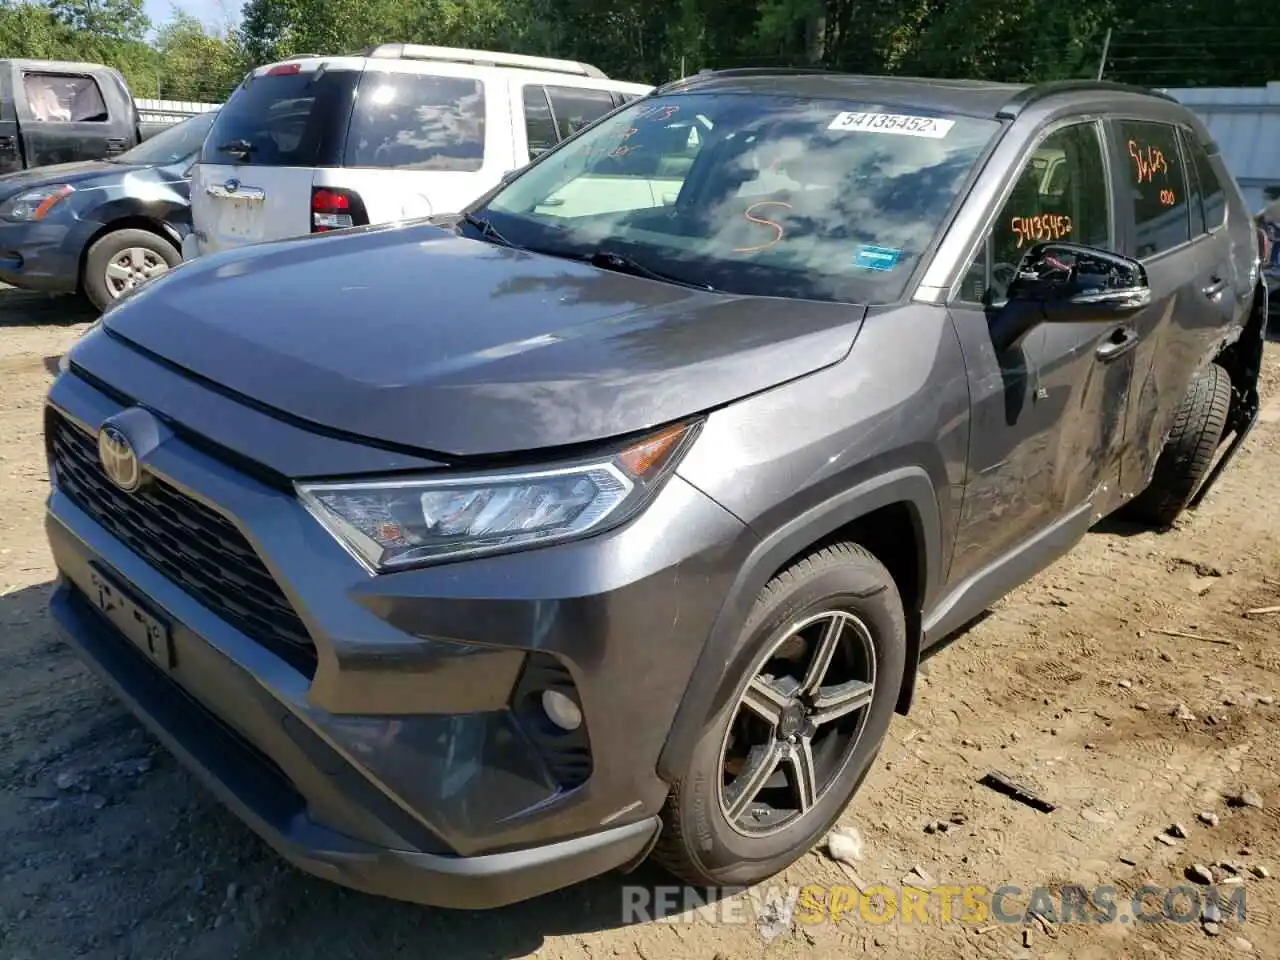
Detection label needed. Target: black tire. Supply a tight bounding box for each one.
[652,542,906,887]
[82,228,180,312]
[1127,363,1232,529]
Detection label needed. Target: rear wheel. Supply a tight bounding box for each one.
[82,228,180,312]
[1127,363,1232,529]
[652,543,906,886]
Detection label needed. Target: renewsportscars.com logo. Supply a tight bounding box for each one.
[621,882,1247,929]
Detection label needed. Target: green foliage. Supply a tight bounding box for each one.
[154,13,245,100]
[0,0,1275,106]
[48,0,148,42]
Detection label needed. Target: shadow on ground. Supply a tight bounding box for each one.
[0,581,715,960]
[0,287,97,327]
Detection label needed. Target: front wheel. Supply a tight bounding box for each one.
[652,543,906,887]
[82,228,180,312]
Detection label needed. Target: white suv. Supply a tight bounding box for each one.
[184,44,652,258]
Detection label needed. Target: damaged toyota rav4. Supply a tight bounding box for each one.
[44,71,1267,908]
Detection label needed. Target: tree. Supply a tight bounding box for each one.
[48,0,148,43]
[155,13,246,101]
[0,1,66,59]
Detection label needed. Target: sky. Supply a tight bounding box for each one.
[143,0,238,32]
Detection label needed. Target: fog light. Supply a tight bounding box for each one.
[541,689,582,731]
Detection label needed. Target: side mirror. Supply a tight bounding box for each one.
[991,242,1151,352]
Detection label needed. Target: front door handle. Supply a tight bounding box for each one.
[1202,275,1229,298]
[1096,326,1139,362]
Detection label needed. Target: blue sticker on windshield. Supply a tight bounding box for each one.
[854,245,902,271]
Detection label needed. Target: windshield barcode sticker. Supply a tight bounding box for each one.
[828,112,955,138]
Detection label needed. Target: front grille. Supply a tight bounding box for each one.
[48,409,317,677]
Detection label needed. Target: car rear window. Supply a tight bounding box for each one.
[117,111,216,165]
[200,69,357,167]
[1185,137,1227,229]
[343,72,486,171]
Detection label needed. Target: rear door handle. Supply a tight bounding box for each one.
[1096,326,1139,362]
[0,135,15,151]
[1202,275,1229,298]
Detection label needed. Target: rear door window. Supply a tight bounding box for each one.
[200,69,356,167]
[522,85,558,158]
[22,73,108,122]
[1114,119,1191,258]
[545,86,615,140]
[345,72,486,171]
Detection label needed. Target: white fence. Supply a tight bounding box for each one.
[135,98,223,124]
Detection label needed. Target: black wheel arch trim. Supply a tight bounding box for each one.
[656,466,942,782]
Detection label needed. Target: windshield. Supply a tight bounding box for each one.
[116,112,217,166]
[481,92,1001,303]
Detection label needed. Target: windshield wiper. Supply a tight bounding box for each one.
[580,249,715,291]
[218,139,256,160]
[462,212,514,248]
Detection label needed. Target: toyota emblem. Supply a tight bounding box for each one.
[98,423,144,493]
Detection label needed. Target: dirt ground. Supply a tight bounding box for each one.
[1,282,1278,960]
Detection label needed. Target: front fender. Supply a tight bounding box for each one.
[656,466,941,781]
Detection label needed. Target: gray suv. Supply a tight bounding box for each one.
[44,70,1267,908]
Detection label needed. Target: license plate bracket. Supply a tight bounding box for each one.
[88,565,175,670]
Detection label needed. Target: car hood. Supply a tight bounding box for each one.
[0,160,139,200]
[98,224,865,459]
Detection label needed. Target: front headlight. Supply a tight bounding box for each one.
[296,421,700,572]
[0,184,75,222]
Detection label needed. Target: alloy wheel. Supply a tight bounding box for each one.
[717,609,877,837]
[104,247,170,299]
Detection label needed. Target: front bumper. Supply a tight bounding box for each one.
[49,577,658,908]
[0,218,92,294]
[44,348,750,907]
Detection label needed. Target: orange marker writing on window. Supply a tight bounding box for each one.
[1128,140,1169,184]
[1011,213,1073,248]
[733,201,792,254]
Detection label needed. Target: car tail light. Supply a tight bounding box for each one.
[311,187,368,233]
[1259,223,1273,267]
[266,62,302,77]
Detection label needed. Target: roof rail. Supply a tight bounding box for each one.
[998,79,1179,118]
[657,65,834,93]
[360,43,608,79]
